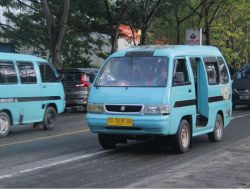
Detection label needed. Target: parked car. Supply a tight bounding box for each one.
[59,68,98,111]
[232,64,250,109]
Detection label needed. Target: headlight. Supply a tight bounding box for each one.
[87,103,103,113]
[144,105,170,115]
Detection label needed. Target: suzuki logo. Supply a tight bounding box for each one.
[120,106,126,111]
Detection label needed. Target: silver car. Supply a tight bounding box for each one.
[59,68,98,111]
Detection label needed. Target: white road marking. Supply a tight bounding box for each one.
[0,150,110,180]
[232,113,250,120]
[0,113,249,181]
[0,129,89,148]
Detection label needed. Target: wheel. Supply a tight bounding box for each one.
[0,112,11,137]
[98,133,116,149]
[172,119,191,154]
[208,113,224,142]
[43,107,57,130]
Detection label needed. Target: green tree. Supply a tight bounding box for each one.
[0,0,105,68]
[211,0,250,67]
[126,0,164,45]
[41,0,70,69]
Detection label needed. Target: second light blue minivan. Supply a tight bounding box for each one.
[0,53,65,137]
[87,45,232,153]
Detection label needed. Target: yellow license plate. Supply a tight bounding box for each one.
[107,118,133,127]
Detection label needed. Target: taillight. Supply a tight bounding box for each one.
[76,74,90,87]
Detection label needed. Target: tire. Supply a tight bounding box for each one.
[208,113,224,142]
[172,119,191,154]
[43,107,57,130]
[98,133,116,149]
[0,112,11,137]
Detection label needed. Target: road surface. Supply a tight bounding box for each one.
[0,107,250,188]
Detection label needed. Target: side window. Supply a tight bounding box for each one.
[17,62,37,84]
[204,57,219,85]
[0,61,18,84]
[218,57,229,84]
[189,57,200,80]
[173,58,190,86]
[39,63,58,82]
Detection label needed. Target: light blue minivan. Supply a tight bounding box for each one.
[87,45,232,153]
[0,53,65,137]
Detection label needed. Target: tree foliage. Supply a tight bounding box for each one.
[0,0,250,68]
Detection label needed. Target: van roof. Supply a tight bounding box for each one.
[0,52,47,62]
[111,45,223,58]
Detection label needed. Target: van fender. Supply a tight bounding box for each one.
[217,110,224,127]
[0,109,13,125]
[168,113,194,135]
[45,103,58,113]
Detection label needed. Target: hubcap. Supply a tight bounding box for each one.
[47,111,56,124]
[180,125,189,148]
[0,116,9,134]
[215,118,223,139]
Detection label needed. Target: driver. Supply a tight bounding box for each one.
[116,60,133,86]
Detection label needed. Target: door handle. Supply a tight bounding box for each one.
[43,85,47,88]
[188,89,192,93]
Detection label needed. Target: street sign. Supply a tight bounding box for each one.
[186,29,202,45]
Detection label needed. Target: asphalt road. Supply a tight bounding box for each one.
[0,107,250,188]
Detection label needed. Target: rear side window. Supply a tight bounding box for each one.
[0,61,18,84]
[204,58,219,85]
[189,57,200,80]
[17,62,37,84]
[61,72,84,82]
[39,64,58,82]
[218,57,229,84]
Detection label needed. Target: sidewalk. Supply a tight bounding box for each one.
[126,137,250,188]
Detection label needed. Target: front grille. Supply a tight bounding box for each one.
[105,105,142,113]
[236,89,250,95]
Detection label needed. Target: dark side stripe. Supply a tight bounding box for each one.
[174,99,196,108]
[174,96,224,108]
[0,96,61,103]
[208,96,224,103]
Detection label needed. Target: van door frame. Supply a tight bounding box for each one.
[169,56,196,135]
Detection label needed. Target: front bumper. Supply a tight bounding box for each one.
[87,113,171,136]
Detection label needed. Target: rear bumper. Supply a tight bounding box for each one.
[65,95,88,107]
[87,113,171,136]
[233,93,250,105]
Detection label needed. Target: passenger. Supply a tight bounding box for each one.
[152,59,168,86]
[134,58,156,85]
[115,59,133,86]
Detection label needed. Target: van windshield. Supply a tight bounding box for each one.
[96,56,169,87]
